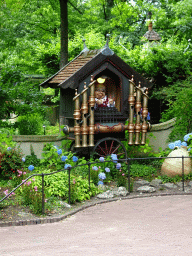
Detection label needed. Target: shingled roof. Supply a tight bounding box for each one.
[40,39,152,89]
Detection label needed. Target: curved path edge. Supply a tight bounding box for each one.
[1,192,191,227]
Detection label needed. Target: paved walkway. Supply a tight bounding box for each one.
[1,195,192,256]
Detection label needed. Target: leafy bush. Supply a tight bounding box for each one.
[0,147,25,179]
[16,113,44,135]
[24,145,40,167]
[161,80,192,141]
[32,169,98,204]
[0,133,16,150]
[18,178,42,214]
[130,164,157,181]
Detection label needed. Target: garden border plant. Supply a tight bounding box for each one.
[1,154,192,215]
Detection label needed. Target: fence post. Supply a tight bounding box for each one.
[42,173,45,215]
[68,167,71,204]
[88,162,91,190]
[127,158,131,193]
[182,155,184,192]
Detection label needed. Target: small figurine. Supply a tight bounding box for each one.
[94,83,115,108]
[107,97,115,107]
[94,83,108,108]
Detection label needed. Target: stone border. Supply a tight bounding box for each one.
[0,191,191,227]
[150,118,176,131]
[12,135,65,142]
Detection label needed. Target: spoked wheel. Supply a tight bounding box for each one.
[93,137,127,160]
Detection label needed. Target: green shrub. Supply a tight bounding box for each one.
[0,147,25,179]
[130,164,157,181]
[18,178,42,214]
[32,169,99,204]
[24,145,40,167]
[16,113,44,135]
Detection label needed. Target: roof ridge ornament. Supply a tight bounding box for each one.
[105,34,110,47]
[101,33,114,56]
[81,38,89,53]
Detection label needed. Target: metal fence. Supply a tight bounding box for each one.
[0,155,192,215]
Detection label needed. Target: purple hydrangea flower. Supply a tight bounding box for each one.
[168,143,175,150]
[57,149,62,155]
[22,157,25,162]
[116,163,121,169]
[61,155,68,162]
[105,167,110,173]
[64,164,72,169]
[92,166,98,171]
[98,181,104,186]
[99,157,105,162]
[98,172,106,180]
[72,156,78,162]
[7,147,11,151]
[28,165,34,171]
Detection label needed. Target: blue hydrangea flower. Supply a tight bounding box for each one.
[98,181,104,186]
[7,147,11,151]
[22,157,25,162]
[99,157,105,162]
[184,133,192,142]
[28,165,34,171]
[147,112,150,121]
[98,172,106,180]
[174,140,181,147]
[181,142,187,147]
[111,154,118,159]
[188,147,191,151]
[92,166,98,171]
[111,154,118,163]
[72,156,78,162]
[116,163,121,169]
[168,143,175,150]
[105,167,110,173]
[57,149,62,155]
[61,155,68,162]
[64,164,72,169]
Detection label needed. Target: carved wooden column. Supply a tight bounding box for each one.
[135,82,142,145]
[128,75,135,145]
[81,83,89,147]
[73,89,81,148]
[88,76,96,147]
[141,88,149,145]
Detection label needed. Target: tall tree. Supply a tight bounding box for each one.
[59,0,68,68]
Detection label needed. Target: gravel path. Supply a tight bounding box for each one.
[1,194,192,256]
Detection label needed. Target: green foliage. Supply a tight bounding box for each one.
[0,66,45,126]
[18,178,42,214]
[32,169,98,204]
[0,147,24,179]
[161,85,192,141]
[16,113,44,135]
[130,164,157,181]
[0,133,16,150]
[24,145,40,167]
[115,169,127,187]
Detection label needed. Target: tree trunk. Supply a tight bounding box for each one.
[59,0,68,69]
[59,0,68,127]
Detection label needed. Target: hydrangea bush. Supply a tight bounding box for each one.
[168,133,192,152]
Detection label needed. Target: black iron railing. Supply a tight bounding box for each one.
[1,155,192,214]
